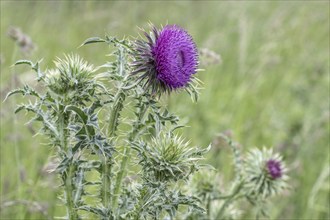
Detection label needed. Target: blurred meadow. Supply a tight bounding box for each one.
[0,1,329,219]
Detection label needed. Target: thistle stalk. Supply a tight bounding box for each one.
[64,164,78,220]
[112,101,148,214]
[215,181,244,219]
[101,159,111,210]
[112,145,131,212]
[220,134,242,180]
[58,110,78,220]
[101,88,126,211]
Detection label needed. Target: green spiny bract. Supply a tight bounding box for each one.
[133,133,209,183]
[45,55,103,104]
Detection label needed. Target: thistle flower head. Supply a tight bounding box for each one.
[243,148,288,200]
[45,54,101,103]
[133,133,208,183]
[132,24,198,95]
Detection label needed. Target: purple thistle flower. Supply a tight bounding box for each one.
[266,159,282,179]
[244,148,287,199]
[132,24,198,94]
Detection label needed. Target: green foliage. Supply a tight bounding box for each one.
[4,33,207,219]
[5,55,115,219]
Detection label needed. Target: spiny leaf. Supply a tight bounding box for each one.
[4,89,25,102]
[4,85,41,102]
[14,60,33,66]
[32,61,44,80]
[13,59,44,80]
[56,156,72,174]
[72,140,87,154]
[78,206,110,218]
[65,105,88,124]
[80,37,106,47]
[14,105,26,114]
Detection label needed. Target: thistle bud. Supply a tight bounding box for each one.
[44,54,98,103]
[133,133,208,183]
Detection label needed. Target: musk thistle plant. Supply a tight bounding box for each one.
[7,24,289,220]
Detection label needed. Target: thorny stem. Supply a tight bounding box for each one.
[107,43,127,137]
[221,134,242,180]
[107,90,125,137]
[101,88,125,210]
[206,195,211,218]
[112,147,131,212]
[101,158,111,210]
[64,164,78,220]
[106,43,128,138]
[59,110,78,220]
[74,169,84,204]
[103,45,128,213]
[103,87,126,210]
[108,43,141,213]
[215,181,244,219]
[112,101,148,214]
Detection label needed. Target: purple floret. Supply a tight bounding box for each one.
[266,159,282,179]
[132,24,198,94]
[152,25,198,89]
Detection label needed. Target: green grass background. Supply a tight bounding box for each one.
[0,1,329,219]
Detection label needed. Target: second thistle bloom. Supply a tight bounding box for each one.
[243,148,288,200]
[132,24,198,94]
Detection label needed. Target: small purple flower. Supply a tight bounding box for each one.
[244,148,287,199]
[266,159,282,179]
[132,24,198,94]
